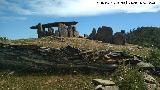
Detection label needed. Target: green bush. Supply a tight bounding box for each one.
[112,65,146,90]
[0,36,8,41]
[126,27,160,49]
[146,49,160,66]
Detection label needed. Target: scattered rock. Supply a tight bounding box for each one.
[95,85,119,90]
[92,79,119,90]
[137,62,154,69]
[92,79,115,86]
[143,73,158,90]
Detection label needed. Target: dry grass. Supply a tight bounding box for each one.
[11,36,151,58]
[0,36,159,90]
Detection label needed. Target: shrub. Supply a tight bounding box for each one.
[145,49,160,66]
[112,65,146,90]
[0,36,8,41]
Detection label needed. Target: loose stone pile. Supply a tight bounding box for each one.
[0,43,159,73]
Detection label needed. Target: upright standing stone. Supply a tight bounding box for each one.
[37,23,44,38]
[55,30,60,37]
[72,26,79,37]
[48,27,54,36]
[89,28,97,39]
[58,23,68,37]
[113,32,125,45]
[96,26,113,43]
[67,25,73,37]
[84,34,89,38]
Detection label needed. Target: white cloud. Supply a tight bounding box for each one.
[1,0,160,17]
[0,16,27,22]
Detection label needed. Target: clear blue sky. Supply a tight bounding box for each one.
[0,0,160,39]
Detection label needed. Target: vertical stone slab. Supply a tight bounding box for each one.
[67,25,73,37]
[96,26,113,43]
[55,30,60,37]
[113,32,125,45]
[72,26,79,37]
[37,23,44,38]
[58,23,68,37]
[48,27,54,36]
[89,28,97,39]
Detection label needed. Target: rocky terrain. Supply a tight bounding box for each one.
[0,36,160,90]
[0,42,140,73]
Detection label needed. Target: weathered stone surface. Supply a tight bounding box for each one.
[95,85,119,90]
[58,23,68,37]
[31,21,79,38]
[154,66,160,75]
[73,29,79,37]
[92,79,119,90]
[137,62,154,68]
[113,32,125,45]
[55,30,60,37]
[37,23,45,38]
[0,43,150,74]
[88,26,126,45]
[68,29,73,37]
[143,73,158,90]
[92,79,115,86]
[89,28,97,39]
[47,27,54,36]
[96,26,113,43]
[84,34,88,38]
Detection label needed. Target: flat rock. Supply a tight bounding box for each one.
[143,73,156,84]
[143,73,158,90]
[92,79,115,86]
[95,85,119,90]
[137,62,154,68]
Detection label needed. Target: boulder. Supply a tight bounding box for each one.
[73,30,79,37]
[143,73,158,90]
[113,32,125,45]
[92,79,115,86]
[95,85,119,90]
[55,30,60,37]
[137,62,154,69]
[89,28,97,39]
[58,23,68,37]
[92,79,119,90]
[96,26,113,43]
[68,29,73,37]
[84,34,89,38]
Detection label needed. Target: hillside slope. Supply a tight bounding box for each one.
[8,36,151,58]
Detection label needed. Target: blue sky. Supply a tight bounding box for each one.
[0,0,160,39]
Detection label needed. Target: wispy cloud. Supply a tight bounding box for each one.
[0,16,27,23]
[0,0,160,17]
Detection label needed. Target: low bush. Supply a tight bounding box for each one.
[112,65,146,90]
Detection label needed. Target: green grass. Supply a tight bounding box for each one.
[0,72,110,90]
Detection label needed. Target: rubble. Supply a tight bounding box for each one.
[0,43,156,74]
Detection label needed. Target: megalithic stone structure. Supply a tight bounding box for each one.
[30,21,79,38]
[37,23,44,38]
